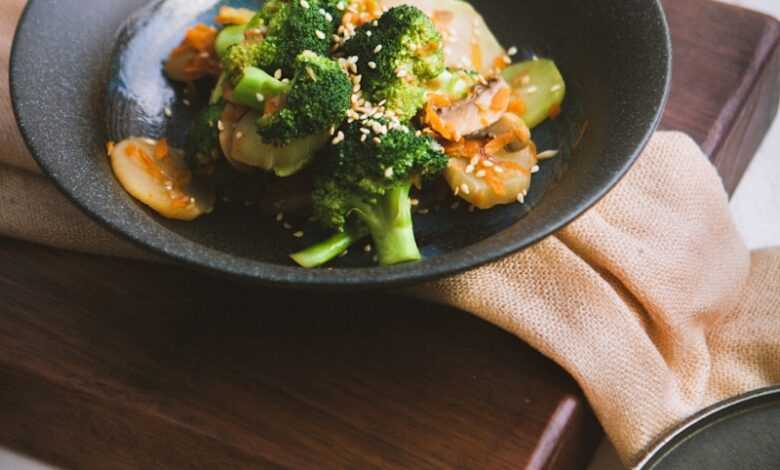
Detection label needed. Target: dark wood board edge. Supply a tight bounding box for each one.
[661,0,780,194]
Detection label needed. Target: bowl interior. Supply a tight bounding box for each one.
[11,0,670,287]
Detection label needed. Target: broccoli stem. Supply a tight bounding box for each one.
[356,182,421,266]
[290,226,368,268]
[215,24,247,58]
[231,66,291,110]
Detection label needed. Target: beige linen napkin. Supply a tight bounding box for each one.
[2,1,779,467]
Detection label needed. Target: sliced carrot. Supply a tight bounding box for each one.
[154,139,169,160]
[490,87,511,111]
[184,24,217,52]
[427,93,452,107]
[484,171,506,196]
[507,96,526,115]
[492,56,508,72]
[215,6,255,25]
[106,141,115,156]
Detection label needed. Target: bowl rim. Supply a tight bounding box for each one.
[10,0,672,288]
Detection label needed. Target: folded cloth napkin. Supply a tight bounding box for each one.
[2,1,779,467]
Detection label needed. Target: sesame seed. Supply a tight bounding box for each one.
[364,244,372,253]
[373,137,382,144]
[450,201,460,210]
[217,120,224,131]
[494,166,505,174]
[300,0,310,8]
[332,131,345,144]
[366,30,372,37]
[235,131,244,140]
[460,184,471,195]
[525,85,538,94]
[360,134,367,142]
[183,99,191,106]
[293,231,305,238]
[374,45,382,53]
[465,165,475,174]
[454,186,460,196]
[550,84,563,92]
[385,167,394,178]
[315,30,326,40]
[283,223,293,230]
[256,93,264,102]
[531,165,540,173]
[410,198,419,206]
[274,69,283,79]
[163,106,172,117]
[475,170,486,178]
[368,61,377,69]
[276,212,284,222]
[339,249,349,258]
[418,208,429,215]
[482,160,494,168]
[507,46,518,56]
[517,193,525,203]
[537,149,560,160]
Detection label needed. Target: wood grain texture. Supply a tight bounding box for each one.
[0,0,778,469]
[0,239,601,470]
[661,0,780,194]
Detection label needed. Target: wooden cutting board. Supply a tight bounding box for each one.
[0,0,777,468]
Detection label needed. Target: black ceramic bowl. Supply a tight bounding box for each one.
[11,0,670,288]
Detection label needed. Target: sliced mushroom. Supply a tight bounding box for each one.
[469,112,531,152]
[428,78,511,141]
[110,138,215,220]
[445,141,537,210]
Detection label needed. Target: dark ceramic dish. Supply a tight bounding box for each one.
[11,0,670,288]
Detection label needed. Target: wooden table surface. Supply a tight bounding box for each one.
[1,0,778,469]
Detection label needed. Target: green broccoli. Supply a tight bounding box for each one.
[295,118,448,267]
[426,68,480,101]
[342,5,444,119]
[230,66,291,110]
[221,0,338,82]
[258,51,352,145]
[186,102,225,170]
[221,52,351,177]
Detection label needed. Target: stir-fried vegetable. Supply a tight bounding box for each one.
[502,58,566,128]
[111,0,569,267]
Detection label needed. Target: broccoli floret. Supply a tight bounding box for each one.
[186,102,225,170]
[342,5,444,119]
[222,0,337,82]
[258,51,352,145]
[303,119,448,266]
